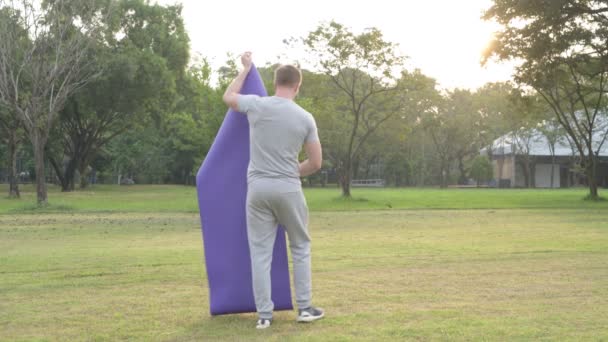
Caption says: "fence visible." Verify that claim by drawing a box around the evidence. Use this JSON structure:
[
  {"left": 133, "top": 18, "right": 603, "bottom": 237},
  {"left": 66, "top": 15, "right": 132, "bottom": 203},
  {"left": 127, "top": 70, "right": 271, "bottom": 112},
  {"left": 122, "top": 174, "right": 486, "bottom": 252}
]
[{"left": 351, "top": 179, "right": 385, "bottom": 187}]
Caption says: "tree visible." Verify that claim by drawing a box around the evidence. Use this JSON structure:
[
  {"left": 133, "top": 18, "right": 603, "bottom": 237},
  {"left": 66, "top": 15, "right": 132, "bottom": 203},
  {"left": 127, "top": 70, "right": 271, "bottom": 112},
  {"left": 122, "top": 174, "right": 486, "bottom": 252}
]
[
  {"left": 48, "top": 0, "right": 189, "bottom": 191},
  {"left": 0, "top": 8, "right": 27, "bottom": 198},
  {"left": 0, "top": 0, "right": 106, "bottom": 204},
  {"left": 475, "top": 83, "right": 549, "bottom": 188},
  {"left": 537, "top": 117, "right": 567, "bottom": 188},
  {"left": 373, "top": 70, "right": 440, "bottom": 186},
  {"left": 96, "top": 58, "right": 228, "bottom": 186},
  {"left": 164, "top": 61, "right": 219, "bottom": 185},
  {"left": 484, "top": 0, "right": 608, "bottom": 199},
  {"left": 449, "top": 89, "right": 486, "bottom": 185},
  {"left": 295, "top": 70, "right": 344, "bottom": 183},
  {"left": 471, "top": 155, "right": 493, "bottom": 187},
  {"left": 295, "top": 21, "right": 407, "bottom": 197},
  {"left": 0, "top": 105, "right": 23, "bottom": 197},
  {"left": 475, "top": 82, "right": 519, "bottom": 181},
  {"left": 508, "top": 93, "right": 547, "bottom": 188},
  {"left": 105, "top": 124, "right": 171, "bottom": 184},
  {"left": 421, "top": 102, "right": 455, "bottom": 188},
  {"left": 421, "top": 89, "right": 484, "bottom": 188}
]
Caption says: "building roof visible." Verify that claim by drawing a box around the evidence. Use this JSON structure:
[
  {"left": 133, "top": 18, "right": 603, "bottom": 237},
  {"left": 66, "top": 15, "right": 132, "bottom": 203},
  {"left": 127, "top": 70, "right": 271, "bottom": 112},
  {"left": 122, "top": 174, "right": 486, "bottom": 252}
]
[{"left": 483, "top": 116, "right": 608, "bottom": 157}]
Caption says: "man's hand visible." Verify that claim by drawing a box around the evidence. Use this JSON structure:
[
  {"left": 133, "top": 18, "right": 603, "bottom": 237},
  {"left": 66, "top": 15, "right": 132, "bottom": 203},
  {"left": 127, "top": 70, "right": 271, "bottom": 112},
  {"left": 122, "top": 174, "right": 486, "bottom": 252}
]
[
  {"left": 223, "top": 52, "right": 254, "bottom": 111},
  {"left": 299, "top": 141, "right": 323, "bottom": 177},
  {"left": 241, "top": 51, "right": 253, "bottom": 70}
]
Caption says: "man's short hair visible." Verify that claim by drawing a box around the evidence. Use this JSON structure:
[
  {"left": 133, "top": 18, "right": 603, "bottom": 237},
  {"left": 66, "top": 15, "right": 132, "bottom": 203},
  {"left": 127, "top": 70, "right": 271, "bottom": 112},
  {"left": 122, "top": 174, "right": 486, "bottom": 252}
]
[{"left": 274, "top": 65, "right": 302, "bottom": 88}]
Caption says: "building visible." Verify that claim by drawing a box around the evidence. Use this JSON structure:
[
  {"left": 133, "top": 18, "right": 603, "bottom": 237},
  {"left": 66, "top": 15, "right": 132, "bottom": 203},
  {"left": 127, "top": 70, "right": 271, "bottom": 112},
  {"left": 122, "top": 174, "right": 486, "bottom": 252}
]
[{"left": 482, "top": 127, "right": 608, "bottom": 188}]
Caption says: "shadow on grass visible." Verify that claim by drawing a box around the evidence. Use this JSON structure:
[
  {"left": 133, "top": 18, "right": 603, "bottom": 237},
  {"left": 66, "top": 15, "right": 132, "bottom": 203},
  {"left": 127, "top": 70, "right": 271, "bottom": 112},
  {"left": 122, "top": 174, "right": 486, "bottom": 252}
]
[
  {"left": 330, "top": 196, "right": 399, "bottom": 209},
  {"left": 10, "top": 203, "right": 75, "bottom": 213},
  {"left": 583, "top": 194, "right": 607, "bottom": 202},
  {"left": 175, "top": 313, "right": 263, "bottom": 341},
  {"left": 332, "top": 196, "right": 369, "bottom": 202}
]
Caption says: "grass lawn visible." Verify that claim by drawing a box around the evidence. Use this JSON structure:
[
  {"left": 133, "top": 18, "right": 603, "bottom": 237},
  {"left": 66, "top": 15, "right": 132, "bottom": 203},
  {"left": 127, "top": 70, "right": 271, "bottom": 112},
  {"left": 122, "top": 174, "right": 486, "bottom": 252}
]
[
  {"left": 1, "top": 185, "right": 607, "bottom": 341},
  {"left": 1, "top": 184, "right": 607, "bottom": 213}
]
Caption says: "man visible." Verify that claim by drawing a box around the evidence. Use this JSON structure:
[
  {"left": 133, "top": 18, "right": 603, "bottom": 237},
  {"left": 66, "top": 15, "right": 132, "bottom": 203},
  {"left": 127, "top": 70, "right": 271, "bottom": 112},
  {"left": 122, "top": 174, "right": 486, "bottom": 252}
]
[{"left": 223, "top": 52, "right": 324, "bottom": 329}]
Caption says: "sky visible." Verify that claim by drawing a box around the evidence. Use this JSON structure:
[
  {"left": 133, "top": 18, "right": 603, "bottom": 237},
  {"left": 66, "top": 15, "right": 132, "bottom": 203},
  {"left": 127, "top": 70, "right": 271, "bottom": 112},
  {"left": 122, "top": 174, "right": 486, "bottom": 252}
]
[{"left": 155, "top": 0, "right": 516, "bottom": 90}]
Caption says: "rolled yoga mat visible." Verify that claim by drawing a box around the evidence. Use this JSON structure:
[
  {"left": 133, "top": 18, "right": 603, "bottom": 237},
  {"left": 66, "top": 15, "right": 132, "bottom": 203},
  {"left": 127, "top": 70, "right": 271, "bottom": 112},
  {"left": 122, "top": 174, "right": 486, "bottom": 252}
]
[{"left": 196, "top": 66, "right": 293, "bottom": 315}]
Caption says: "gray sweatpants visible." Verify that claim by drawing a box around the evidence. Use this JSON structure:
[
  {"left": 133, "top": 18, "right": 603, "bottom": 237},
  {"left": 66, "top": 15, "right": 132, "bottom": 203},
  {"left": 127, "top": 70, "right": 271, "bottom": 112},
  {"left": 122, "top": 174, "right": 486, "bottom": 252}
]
[{"left": 246, "top": 179, "right": 311, "bottom": 319}]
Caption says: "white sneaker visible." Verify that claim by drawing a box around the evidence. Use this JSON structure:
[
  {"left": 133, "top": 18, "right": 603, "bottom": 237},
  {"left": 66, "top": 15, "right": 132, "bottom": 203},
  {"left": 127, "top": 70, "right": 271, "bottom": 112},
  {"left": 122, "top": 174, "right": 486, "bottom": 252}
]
[
  {"left": 256, "top": 318, "right": 272, "bottom": 329},
  {"left": 297, "top": 306, "right": 325, "bottom": 323}
]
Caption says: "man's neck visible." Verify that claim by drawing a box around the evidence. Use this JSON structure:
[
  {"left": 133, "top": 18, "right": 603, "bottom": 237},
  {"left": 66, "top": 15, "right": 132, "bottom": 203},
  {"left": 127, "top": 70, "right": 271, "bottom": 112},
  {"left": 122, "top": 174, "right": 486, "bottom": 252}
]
[{"left": 274, "top": 87, "right": 296, "bottom": 100}]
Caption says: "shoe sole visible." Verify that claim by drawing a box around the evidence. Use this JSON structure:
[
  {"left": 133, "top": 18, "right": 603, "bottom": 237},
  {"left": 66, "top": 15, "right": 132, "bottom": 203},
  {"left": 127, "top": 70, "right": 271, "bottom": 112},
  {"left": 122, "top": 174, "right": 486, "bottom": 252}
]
[{"left": 297, "top": 312, "right": 325, "bottom": 323}]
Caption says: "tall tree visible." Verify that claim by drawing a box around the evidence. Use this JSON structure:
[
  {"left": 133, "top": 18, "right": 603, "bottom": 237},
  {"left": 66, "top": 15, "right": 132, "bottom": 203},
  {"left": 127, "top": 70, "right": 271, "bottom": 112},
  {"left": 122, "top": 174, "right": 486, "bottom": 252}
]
[
  {"left": 164, "top": 60, "right": 225, "bottom": 185},
  {"left": 537, "top": 117, "right": 567, "bottom": 188},
  {"left": 105, "top": 124, "right": 171, "bottom": 185},
  {"left": 509, "top": 93, "right": 547, "bottom": 188},
  {"left": 475, "top": 82, "right": 548, "bottom": 187},
  {"left": 449, "top": 89, "right": 486, "bottom": 185},
  {"left": 296, "top": 21, "right": 407, "bottom": 197},
  {"left": 0, "top": 0, "right": 106, "bottom": 204},
  {"left": 421, "top": 101, "right": 455, "bottom": 188},
  {"left": 422, "top": 89, "right": 484, "bottom": 188},
  {"left": 49, "top": 0, "right": 189, "bottom": 191},
  {"left": 484, "top": 0, "right": 608, "bottom": 199},
  {"left": 0, "top": 8, "right": 27, "bottom": 198},
  {"left": 475, "top": 82, "right": 519, "bottom": 182},
  {"left": 374, "top": 70, "right": 440, "bottom": 186},
  {"left": 0, "top": 105, "right": 23, "bottom": 197}
]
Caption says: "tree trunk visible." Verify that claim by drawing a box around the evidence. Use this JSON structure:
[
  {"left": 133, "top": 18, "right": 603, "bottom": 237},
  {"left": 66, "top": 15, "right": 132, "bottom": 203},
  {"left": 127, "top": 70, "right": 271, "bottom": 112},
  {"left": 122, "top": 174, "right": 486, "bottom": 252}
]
[
  {"left": 419, "top": 142, "right": 426, "bottom": 187},
  {"left": 352, "top": 157, "right": 360, "bottom": 180},
  {"left": 49, "top": 156, "right": 77, "bottom": 192},
  {"left": 587, "top": 155, "right": 599, "bottom": 200},
  {"left": 7, "top": 132, "right": 20, "bottom": 198},
  {"left": 32, "top": 132, "right": 48, "bottom": 205},
  {"left": 50, "top": 157, "right": 67, "bottom": 192},
  {"left": 550, "top": 153, "right": 556, "bottom": 188},
  {"left": 340, "top": 162, "right": 352, "bottom": 197},
  {"left": 65, "top": 160, "right": 77, "bottom": 191},
  {"left": 440, "top": 162, "right": 447, "bottom": 189},
  {"left": 79, "top": 163, "right": 90, "bottom": 189},
  {"left": 457, "top": 157, "right": 467, "bottom": 185}
]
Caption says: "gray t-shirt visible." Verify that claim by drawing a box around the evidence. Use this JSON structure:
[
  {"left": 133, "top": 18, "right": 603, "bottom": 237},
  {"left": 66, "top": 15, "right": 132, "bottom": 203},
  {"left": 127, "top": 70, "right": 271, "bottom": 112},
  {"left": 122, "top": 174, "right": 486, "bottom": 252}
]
[{"left": 237, "top": 95, "right": 319, "bottom": 188}]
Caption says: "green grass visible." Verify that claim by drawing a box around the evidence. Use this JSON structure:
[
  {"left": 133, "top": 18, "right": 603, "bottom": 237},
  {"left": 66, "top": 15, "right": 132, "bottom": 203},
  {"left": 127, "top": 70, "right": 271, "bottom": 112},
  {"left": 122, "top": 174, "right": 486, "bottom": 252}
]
[
  {"left": 1, "top": 185, "right": 607, "bottom": 340},
  {"left": 1, "top": 184, "right": 608, "bottom": 213},
  {"left": 0, "top": 184, "right": 197, "bottom": 214}
]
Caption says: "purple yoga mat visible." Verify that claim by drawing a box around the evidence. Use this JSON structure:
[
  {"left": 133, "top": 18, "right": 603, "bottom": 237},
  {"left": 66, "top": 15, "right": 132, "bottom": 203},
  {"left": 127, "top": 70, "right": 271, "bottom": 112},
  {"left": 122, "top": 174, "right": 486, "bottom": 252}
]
[{"left": 196, "top": 66, "right": 293, "bottom": 315}]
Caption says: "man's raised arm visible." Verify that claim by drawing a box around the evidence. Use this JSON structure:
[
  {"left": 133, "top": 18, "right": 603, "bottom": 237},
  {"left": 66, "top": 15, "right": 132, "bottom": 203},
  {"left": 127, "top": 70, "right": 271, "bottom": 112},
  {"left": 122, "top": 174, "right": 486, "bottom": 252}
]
[{"left": 222, "top": 52, "right": 253, "bottom": 111}]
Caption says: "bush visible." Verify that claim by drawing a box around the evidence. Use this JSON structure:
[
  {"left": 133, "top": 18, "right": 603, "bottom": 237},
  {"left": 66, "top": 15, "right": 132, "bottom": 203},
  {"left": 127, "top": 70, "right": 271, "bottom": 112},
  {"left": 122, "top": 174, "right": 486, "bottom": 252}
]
[{"left": 470, "top": 155, "right": 493, "bottom": 186}]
